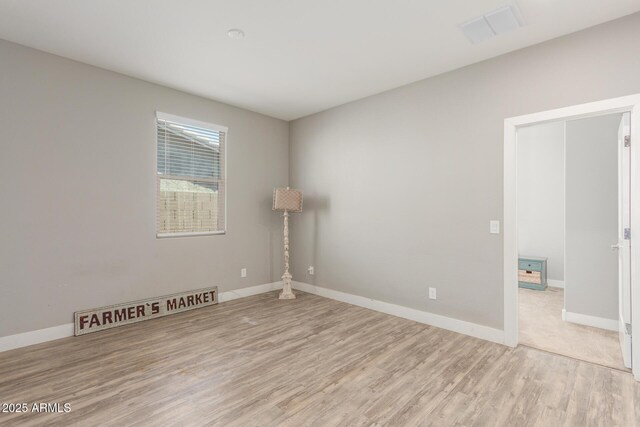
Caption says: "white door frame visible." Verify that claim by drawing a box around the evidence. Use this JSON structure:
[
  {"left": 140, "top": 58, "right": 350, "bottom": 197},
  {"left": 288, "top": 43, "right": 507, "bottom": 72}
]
[{"left": 503, "top": 94, "right": 640, "bottom": 380}]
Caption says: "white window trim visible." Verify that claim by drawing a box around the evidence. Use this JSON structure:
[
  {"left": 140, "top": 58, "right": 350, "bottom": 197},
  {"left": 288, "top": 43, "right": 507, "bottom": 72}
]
[
  {"left": 156, "top": 111, "right": 228, "bottom": 133},
  {"left": 155, "top": 111, "right": 228, "bottom": 238},
  {"left": 157, "top": 231, "right": 226, "bottom": 239}
]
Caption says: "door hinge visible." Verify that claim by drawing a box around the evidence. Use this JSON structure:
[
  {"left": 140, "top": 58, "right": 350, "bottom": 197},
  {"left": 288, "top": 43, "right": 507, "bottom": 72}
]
[
  {"left": 624, "top": 228, "right": 631, "bottom": 240},
  {"left": 624, "top": 135, "right": 631, "bottom": 147},
  {"left": 625, "top": 322, "right": 632, "bottom": 335}
]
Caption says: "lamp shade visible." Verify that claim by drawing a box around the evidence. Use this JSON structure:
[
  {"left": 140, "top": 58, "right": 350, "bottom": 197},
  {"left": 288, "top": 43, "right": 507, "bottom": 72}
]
[{"left": 273, "top": 188, "right": 303, "bottom": 212}]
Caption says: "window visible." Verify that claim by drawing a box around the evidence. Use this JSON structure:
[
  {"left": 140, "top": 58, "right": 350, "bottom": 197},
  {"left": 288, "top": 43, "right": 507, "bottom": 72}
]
[{"left": 156, "top": 112, "right": 226, "bottom": 237}]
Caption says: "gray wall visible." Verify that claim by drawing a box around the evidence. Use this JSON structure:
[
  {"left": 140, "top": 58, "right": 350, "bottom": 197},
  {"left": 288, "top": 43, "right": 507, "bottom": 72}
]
[
  {"left": 0, "top": 39, "right": 289, "bottom": 337},
  {"left": 517, "top": 122, "right": 565, "bottom": 282},
  {"left": 289, "top": 13, "right": 640, "bottom": 329},
  {"left": 565, "top": 114, "right": 620, "bottom": 320}
]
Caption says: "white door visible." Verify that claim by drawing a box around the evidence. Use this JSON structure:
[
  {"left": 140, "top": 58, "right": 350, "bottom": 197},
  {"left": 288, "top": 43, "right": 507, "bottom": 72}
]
[{"left": 617, "top": 112, "right": 632, "bottom": 369}]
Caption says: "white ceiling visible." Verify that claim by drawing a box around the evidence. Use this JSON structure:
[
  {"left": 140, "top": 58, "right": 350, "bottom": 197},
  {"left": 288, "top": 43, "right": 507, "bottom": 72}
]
[{"left": 0, "top": 1, "right": 639, "bottom": 120}]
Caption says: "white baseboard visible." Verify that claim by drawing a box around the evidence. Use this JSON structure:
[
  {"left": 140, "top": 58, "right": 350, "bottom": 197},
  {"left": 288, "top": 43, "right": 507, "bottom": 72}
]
[
  {"left": 0, "top": 281, "right": 284, "bottom": 353},
  {"left": 564, "top": 310, "right": 618, "bottom": 332},
  {"left": 548, "top": 279, "right": 565, "bottom": 289},
  {"left": 292, "top": 281, "right": 504, "bottom": 345},
  {"left": 0, "top": 323, "right": 75, "bottom": 353},
  {"left": 218, "top": 281, "right": 283, "bottom": 302}
]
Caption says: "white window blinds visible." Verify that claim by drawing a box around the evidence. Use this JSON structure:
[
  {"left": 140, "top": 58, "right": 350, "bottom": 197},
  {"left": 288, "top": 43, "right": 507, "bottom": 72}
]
[{"left": 156, "top": 112, "right": 227, "bottom": 237}]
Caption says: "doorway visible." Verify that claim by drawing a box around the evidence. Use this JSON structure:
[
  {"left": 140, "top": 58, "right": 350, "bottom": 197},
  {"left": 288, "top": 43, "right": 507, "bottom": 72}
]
[
  {"left": 503, "top": 94, "right": 640, "bottom": 380},
  {"left": 517, "top": 114, "right": 625, "bottom": 370}
]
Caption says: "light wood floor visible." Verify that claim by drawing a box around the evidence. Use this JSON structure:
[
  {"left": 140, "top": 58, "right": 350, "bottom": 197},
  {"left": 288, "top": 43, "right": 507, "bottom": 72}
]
[
  {"left": 519, "top": 287, "right": 627, "bottom": 371},
  {"left": 1, "top": 291, "right": 639, "bottom": 426}
]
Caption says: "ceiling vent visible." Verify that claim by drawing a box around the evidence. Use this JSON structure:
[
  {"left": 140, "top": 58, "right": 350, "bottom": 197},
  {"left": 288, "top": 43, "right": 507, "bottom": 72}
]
[{"left": 460, "top": 4, "right": 524, "bottom": 44}]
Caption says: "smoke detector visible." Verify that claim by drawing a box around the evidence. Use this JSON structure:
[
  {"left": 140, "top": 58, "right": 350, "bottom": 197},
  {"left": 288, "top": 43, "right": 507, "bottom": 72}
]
[{"left": 227, "top": 29, "right": 245, "bottom": 40}]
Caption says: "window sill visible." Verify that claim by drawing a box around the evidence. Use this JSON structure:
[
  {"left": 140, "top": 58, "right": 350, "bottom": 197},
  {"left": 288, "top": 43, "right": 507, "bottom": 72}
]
[{"left": 156, "top": 231, "right": 226, "bottom": 239}]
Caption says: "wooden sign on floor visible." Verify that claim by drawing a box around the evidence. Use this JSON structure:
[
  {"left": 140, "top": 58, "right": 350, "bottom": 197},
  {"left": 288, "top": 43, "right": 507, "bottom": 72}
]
[{"left": 74, "top": 286, "right": 218, "bottom": 336}]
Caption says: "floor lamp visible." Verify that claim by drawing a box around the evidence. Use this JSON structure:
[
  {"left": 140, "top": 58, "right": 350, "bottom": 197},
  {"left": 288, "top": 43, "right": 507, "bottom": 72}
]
[{"left": 273, "top": 187, "right": 303, "bottom": 300}]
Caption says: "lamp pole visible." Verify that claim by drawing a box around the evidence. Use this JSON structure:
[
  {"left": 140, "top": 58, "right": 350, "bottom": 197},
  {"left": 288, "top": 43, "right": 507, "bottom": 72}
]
[{"left": 280, "top": 210, "right": 295, "bottom": 299}]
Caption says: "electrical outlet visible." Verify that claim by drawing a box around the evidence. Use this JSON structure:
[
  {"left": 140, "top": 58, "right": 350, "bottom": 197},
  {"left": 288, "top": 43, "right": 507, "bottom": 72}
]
[
  {"left": 307, "top": 266, "right": 315, "bottom": 275},
  {"left": 429, "top": 287, "right": 437, "bottom": 300},
  {"left": 241, "top": 268, "right": 247, "bottom": 278}
]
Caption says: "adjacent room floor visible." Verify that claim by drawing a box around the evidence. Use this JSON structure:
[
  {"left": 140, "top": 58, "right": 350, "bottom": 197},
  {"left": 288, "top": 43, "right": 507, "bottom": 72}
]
[
  {"left": 1, "top": 291, "right": 638, "bottom": 426},
  {"left": 519, "top": 286, "right": 627, "bottom": 371}
]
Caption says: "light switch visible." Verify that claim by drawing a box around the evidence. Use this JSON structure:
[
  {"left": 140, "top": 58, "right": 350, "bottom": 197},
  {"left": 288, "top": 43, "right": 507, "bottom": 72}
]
[{"left": 490, "top": 220, "right": 500, "bottom": 234}]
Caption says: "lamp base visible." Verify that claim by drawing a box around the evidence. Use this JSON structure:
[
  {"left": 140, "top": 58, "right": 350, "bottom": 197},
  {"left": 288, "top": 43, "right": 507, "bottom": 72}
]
[{"left": 280, "top": 272, "right": 296, "bottom": 300}]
